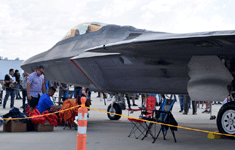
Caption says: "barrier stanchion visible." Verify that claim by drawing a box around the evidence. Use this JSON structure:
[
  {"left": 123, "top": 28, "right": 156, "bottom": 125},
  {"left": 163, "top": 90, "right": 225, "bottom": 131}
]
[{"left": 74, "top": 97, "right": 87, "bottom": 150}]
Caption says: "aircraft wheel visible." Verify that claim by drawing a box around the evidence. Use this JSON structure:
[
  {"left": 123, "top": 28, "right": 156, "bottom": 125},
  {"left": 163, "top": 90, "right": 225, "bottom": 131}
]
[
  {"left": 107, "top": 103, "right": 122, "bottom": 120},
  {"left": 217, "top": 102, "right": 235, "bottom": 137}
]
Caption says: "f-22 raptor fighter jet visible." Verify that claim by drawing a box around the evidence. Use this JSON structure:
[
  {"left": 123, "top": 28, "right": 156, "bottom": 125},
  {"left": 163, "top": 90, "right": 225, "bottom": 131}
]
[{"left": 21, "top": 22, "right": 235, "bottom": 135}]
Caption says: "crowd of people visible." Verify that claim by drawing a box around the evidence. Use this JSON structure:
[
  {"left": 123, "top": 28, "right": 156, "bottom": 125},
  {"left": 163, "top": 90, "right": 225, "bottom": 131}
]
[
  {"left": 0, "top": 69, "right": 22, "bottom": 109},
  {"left": 0, "top": 66, "right": 91, "bottom": 114},
  {"left": 178, "top": 95, "right": 223, "bottom": 115}
]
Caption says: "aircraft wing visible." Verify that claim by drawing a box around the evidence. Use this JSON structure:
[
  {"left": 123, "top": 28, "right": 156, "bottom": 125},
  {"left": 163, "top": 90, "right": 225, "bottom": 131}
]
[{"left": 71, "top": 30, "right": 235, "bottom": 101}]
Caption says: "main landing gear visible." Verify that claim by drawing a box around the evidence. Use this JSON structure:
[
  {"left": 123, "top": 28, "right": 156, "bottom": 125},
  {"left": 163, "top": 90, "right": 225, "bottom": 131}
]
[{"left": 217, "top": 101, "right": 235, "bottom": 136}]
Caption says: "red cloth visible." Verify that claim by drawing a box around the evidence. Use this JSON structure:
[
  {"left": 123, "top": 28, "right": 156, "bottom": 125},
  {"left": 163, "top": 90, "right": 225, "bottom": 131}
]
[
  {"left": 26, "top": 106, "right": 58, "bottom": 126},
  {"left": 29, "top": 109, "right": 47, "bottom": 124},
  {"left": 25, "top": 106, "right": 30, "bottom": 115},
  {"left": 42, "top": 111, "right": 58, "bottom": 127},
  {"left": 59, "top": 99, "right": 78, "bottom": 126}
]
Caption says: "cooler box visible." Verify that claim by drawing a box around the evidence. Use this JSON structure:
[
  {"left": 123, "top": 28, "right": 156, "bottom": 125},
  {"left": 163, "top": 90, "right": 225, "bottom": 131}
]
[
  {"left": 34, "top": 121, "right": 54, "bottom": 132},
  {"left": 3, "top": 120, "right": 27, "bottom": 132}
]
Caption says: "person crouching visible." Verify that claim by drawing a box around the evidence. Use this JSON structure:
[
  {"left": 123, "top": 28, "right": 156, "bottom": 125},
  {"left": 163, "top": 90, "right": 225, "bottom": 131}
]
[{"left": 37, "top": 87, "right": 61, "bottom": 114}]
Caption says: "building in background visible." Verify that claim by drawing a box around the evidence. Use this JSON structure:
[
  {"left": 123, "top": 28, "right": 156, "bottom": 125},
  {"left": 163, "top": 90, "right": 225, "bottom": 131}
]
[{"left": 0, "top": 56, "right": 24, "bottom": 81}]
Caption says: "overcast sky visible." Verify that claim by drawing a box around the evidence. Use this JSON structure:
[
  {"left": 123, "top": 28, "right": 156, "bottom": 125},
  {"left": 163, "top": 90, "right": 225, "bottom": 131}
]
[{"left": 0, "top": 0, "right": 234, "bottom": 60}]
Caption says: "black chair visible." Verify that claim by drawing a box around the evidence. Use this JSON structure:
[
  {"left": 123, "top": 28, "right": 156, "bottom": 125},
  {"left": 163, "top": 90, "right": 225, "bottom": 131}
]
[
  {"left": 140, "top": 95, "right": 177, "bottom": 143},
  {"left": 153, "top": 97, "right": 177, "bottom": 143}
]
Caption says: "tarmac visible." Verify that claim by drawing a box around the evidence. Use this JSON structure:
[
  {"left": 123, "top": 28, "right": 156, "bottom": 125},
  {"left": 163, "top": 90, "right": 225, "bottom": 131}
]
[{"left": 0, "top": 92, "right": 234, "bottom": 150}]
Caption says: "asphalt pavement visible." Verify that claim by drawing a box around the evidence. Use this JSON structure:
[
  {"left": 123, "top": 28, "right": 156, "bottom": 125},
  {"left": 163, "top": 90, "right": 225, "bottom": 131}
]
[{"left": 0, "top": 92, "right": 234, "bottom": 150}]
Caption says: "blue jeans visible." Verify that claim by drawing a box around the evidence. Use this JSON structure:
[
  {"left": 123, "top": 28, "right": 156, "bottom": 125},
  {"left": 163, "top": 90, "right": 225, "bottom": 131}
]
[
  {"left": 3, "top": 90, "right": 15, "bottom": 108},
  {"left": 74, "top": 89, "right": 82, "bottom": 99},
  {"left": 178, "top": 95, "right": 184, "bottom": 110},
  {"left": 14, "top": 84, "right": 20, "bottom": 98},
  {"left": 22, "top": 90, "right": 28, "bottom": 106}
]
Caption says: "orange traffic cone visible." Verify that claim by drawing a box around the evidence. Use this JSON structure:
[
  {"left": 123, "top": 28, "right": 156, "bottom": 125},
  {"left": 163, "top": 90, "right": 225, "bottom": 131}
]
[{"left": 75, "top": 97, "right": 88, "bottom": 150}]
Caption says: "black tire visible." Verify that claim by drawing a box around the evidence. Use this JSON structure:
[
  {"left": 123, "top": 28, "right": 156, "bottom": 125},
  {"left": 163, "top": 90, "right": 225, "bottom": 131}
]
[
  {"left": 107, "top": 103, "right": 122, "bottom": 120},
  {"left": 217, "top": 102, "right": 235, "bottom": 136}
]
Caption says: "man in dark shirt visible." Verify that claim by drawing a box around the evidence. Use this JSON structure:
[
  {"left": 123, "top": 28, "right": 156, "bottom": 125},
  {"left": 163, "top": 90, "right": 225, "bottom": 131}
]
[
  {"left": 14, "top": 70, "right": 21, "bottom": 99},
  {"left": 3, "top": 69, "right": 17, "bottom": 109}
]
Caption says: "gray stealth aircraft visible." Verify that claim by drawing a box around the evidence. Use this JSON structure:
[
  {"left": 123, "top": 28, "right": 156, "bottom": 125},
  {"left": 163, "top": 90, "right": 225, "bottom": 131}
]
[
  {"left": 21, "top": 22, "right": 235, "bottom": 134},
  {"left": 21, "top": 22, "right": 235, "bottom": 102}
]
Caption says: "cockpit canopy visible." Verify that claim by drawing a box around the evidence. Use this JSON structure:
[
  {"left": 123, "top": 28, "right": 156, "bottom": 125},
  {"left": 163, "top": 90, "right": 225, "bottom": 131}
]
[{"left": 61, "top": 22, "right": 107, "bottom": 40}]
